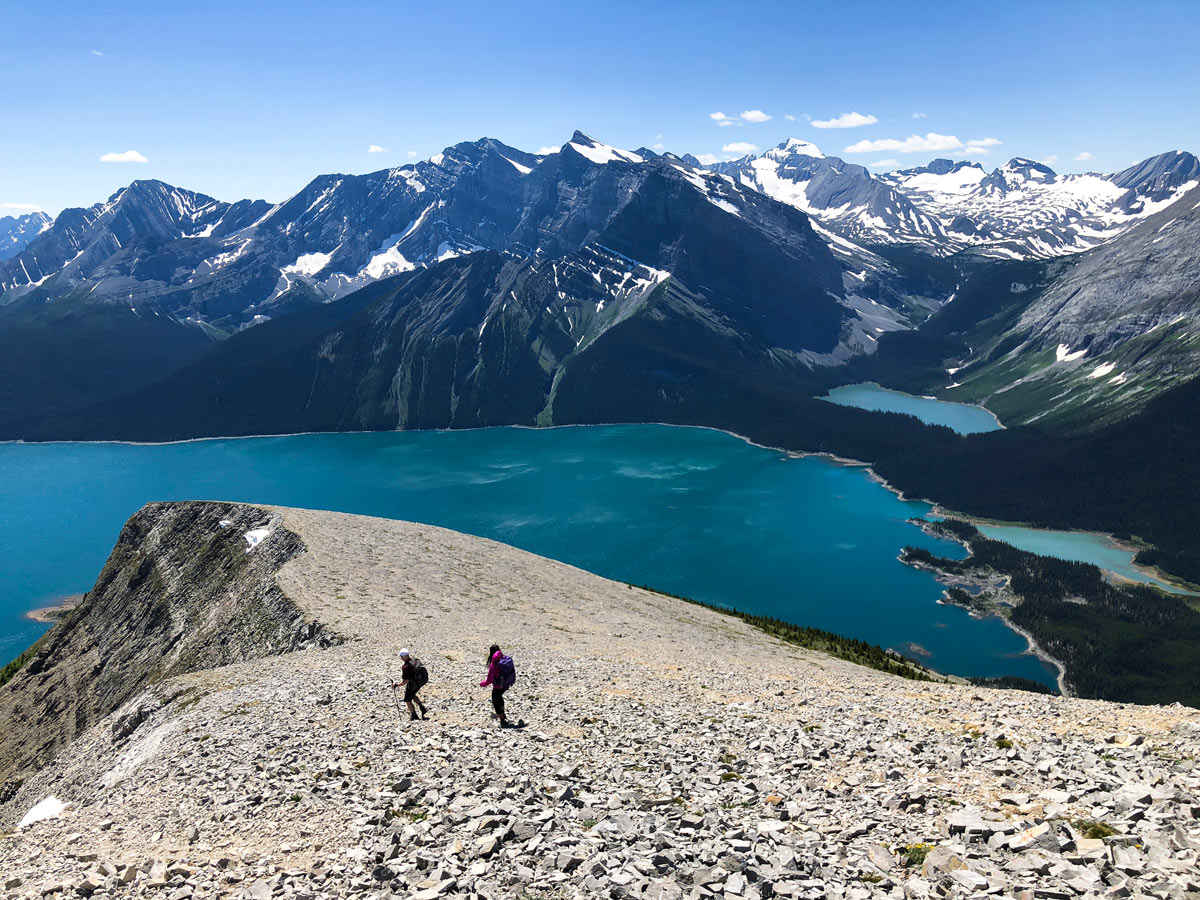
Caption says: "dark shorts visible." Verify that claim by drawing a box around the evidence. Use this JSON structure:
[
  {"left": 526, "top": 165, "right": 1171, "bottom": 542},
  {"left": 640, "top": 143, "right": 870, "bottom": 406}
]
[{"left": 404, "top": 684, "right": 421, "bottom": 703}]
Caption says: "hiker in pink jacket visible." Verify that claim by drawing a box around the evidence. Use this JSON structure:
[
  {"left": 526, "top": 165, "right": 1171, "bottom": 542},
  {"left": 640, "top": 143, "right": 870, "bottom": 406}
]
[{"left": 480, "top": 644, "right": 516, "bottom": 728}]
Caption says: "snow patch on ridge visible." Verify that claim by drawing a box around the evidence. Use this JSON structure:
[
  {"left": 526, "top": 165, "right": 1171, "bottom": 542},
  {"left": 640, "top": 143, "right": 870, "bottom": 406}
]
[
  {"left": 19, "top": 796, "right": 68, "bottom": 829},
  {"left": 244, "top": 528, "right": 270, "bottom": 551},
  {"left": 1056, "top": 344, "right": 1088, "bottom": 362},
  {"left": 282, "top": 252, "right": 333, "bottom": 277},
  {"left": 500, "top": 155, "right": 533, "bottom": 175},
  {"left": 568, "top": 138, "right": 643, "bottom": 166}
]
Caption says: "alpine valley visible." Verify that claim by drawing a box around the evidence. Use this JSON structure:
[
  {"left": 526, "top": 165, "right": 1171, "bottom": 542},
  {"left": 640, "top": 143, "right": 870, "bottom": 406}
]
[{"left": 5, "top": 131, "right": 1200, "bottom": 681}]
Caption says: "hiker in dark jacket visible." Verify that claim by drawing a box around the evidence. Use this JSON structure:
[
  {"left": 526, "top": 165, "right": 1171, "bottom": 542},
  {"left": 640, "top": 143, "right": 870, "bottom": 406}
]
[
  {"left": 393, "top": 648, "right": 427, "bottom": 721},
  {"left": 479, "top": 644, "right": 515, "bottom": 728}
]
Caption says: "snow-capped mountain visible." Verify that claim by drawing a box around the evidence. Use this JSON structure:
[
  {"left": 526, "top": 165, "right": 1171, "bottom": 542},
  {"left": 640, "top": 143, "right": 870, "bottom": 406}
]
[
  {"left": 709, "top": 139, "right": 951, "bottom": 251},
  {"left": 0, "top": 181, "right": 268, "bottom": 301},
  {"left": 0, "top": 132, "right": 934, "bottom": 365},
  {"left": 0, "top": 211, "right": 52, "bottom": 261},
  {"left": 932, "top": 181, "right": 1200, "bottom": 430},
  {"left": 881, "top": 151, "right": 1199, "bottom": 258},
  {"left": 6, "top": 129, "right": 1199, "bottom": 441},
  {"left": 8, "top": 131, "right": 945, "bottom": 438},
  {"left": 706, "top": 140, "right": 1198, "bottom": 261}
]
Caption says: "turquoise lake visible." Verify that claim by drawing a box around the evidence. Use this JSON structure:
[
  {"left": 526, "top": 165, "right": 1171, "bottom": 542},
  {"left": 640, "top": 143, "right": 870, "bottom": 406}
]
[
  {"left": 976, "top": 524, "right": 1192, "bottom": 594},
  {"left": 0, "top": 425, "right": 1058, "bottom": 687},
  {"left": 823, "top": 382, "right": 1003, "bottom": 435},
  {"left": 824, "top": 383, "right": 1189, "bottom": 593}
]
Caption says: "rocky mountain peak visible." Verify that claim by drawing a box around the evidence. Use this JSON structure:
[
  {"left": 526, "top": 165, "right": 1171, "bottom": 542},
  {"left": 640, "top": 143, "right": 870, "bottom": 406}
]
[
  {"left": 0, "top": 210, "right": 52, "bottom": 261},
  {"left": 561, "top": 131, "right": 644, "bottom": 165},
  {"left": 895, "top": 158, "right": 985, "bottom": 178},
  {"left": 768, "top": 138, "right": 826, "bottom": 159},
  {"left": 982, "top": 158, "right": 1058, "bottom": 191},
  {"left": 1110, "top": 149, "right": 1200, "bottom": 203}
]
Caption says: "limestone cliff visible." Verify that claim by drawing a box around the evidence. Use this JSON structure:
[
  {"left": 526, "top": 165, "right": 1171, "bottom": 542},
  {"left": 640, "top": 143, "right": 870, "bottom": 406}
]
[{"left": 0, "top": 501, "right": 338, "bottom": 792}]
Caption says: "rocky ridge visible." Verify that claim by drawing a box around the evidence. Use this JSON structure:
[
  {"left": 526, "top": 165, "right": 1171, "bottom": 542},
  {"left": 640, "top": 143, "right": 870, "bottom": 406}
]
[
  {"left": 1, "top": 502, "right": 1197, "bottom": 900},
  {"left": 925, "top": 184, "right": 1200, "bottom": 429},
  {"left": 0, "top": 212, "right": 52, "bottom": 261}
]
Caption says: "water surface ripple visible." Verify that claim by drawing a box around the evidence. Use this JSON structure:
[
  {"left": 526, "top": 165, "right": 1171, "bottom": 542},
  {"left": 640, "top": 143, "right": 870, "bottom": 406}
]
[{"left": 0, "top": 426, "right": 1056, "bottom": 686}]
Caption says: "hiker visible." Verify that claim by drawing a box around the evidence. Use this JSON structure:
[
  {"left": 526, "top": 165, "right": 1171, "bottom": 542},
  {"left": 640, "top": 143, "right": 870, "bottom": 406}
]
[
  {"left": 480, "top": 644, "right": 517, "bottom": 728},
  {"left": 392, "top": 648, "right": 428, "bottom": 721}
]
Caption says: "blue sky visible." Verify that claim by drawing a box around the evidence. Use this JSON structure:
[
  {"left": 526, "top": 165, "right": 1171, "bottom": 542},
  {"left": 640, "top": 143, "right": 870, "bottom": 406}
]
[{"left": 3, "top": 0, "right": 1199, "bottom": 215}]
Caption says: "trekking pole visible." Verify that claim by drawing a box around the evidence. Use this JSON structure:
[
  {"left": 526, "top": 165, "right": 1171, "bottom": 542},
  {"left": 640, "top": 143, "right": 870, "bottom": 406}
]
[{"left": 389, "top": 682, "right": 403, "bottom": 721}]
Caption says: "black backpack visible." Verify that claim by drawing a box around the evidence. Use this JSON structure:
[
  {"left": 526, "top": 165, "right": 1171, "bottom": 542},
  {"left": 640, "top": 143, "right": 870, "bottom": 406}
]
[{"left": 413, "top": 658, "right": 429, "bottom": 687}]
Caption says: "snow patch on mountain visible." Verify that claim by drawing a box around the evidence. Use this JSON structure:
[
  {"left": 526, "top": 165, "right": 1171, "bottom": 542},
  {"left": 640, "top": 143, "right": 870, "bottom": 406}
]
[
  {"left": 567, "top": 133, "right": 644, "bottom": 165},
  {"left": 282, "top": 252, "right": 333, "bottom": 277},
  {"left": 1056, "top": 344, "right": 1088, "bottom": 363}
]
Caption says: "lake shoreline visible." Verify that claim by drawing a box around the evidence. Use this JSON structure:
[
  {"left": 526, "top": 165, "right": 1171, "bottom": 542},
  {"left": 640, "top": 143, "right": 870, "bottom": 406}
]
[
  {"left": 25, "top": 595, "right": 83, "bottom": 624},
  {"left": 903, "top": 522, "right": 1068, "bottom": 696},
  {"left": 822, "top": 381, "right": 1007, "bottom": 433},
  {"left": 929, "top": 506, "right": 1200, "bottom": 596}
]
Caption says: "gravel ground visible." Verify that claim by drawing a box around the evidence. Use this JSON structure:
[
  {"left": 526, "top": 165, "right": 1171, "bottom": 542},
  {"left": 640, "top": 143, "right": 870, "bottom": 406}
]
[{"left": 1, "top": 506, "right": 1197, "bottom": 900}]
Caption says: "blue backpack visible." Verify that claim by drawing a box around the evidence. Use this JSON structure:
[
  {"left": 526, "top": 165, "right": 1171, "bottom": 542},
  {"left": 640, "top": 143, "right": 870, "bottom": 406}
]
[{"left": 496, "top": 654, "right": 517, "bottom": 689}]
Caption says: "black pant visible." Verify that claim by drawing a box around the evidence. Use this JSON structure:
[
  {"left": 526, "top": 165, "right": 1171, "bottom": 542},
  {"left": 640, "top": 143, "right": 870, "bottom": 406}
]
[{"left": 491, "top": 687, "right": 507, "bottom": 721}]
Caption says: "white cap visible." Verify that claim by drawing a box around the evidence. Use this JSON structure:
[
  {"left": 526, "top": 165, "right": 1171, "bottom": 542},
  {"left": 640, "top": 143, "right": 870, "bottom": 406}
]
[{"left": 400, "top": 648, "right": 410, "bottom": 657}]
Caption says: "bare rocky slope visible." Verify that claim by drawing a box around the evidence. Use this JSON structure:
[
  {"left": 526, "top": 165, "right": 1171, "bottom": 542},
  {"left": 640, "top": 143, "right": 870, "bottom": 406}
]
[{"left": 1, "top": 502, "right": 1197, "bottom": 900}]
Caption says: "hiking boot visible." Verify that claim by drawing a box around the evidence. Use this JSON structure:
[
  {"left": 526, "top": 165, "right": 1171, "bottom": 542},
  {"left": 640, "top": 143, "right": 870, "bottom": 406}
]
[{"left": 410, "top": 712, "right": 420, "bottom": 721}]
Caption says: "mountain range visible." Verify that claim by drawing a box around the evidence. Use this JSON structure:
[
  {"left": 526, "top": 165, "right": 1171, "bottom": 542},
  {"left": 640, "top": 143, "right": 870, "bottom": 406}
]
[{"left": 1, "top": 130, "right": 1198, "bottom": 444}]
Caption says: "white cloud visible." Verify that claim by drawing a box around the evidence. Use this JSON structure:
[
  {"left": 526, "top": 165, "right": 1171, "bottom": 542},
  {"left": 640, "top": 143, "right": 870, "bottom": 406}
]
[
  {"left": 367, "top": 145, "right": 388, "bottom": 154},
  {"left": 709, "top": 111, "right": 735, "bottom": 127},
  {"left": 1041, "top": 155, "right": 1059, "bottom": 165},
  {"left": 695, "top": 153, "right": 720, "bottom": 166},
  {"left": 964, "top": 138, "right": 1001, "bottom": 156},
  {"left": 91, "top": 49, "right": 105, "bottom": 57},
  {"left": 407, "top": 150, "right": 417, "bottom": 158},
  {"left": 99, "top": 150, "right": 148, "bottom": 163},
  {"left": 1, "top": 202, "right": 44, "bottom": 211},
  {"left": 652, "top": 143, "right": 664, "bottom": 151},
  {"left": 811, "top": 111, "right": 878, "bottom": 129},
  {"left": 912, "top": 112, "right": 928, "bottom": 119},
  {"left": 867, "top": 159, "right": 900, "bottom": 168},
  {"left": 1075, "top": 151, "right": 1096, "bottom": 161},
  {"left": 784, "top": 114, "right": 796, "bottom": 122},
  {"left": 536, "top": 146, "right": 561, "bottom": 155},
  {"left": 722, "top": 142, "right": 759, "bottom": 155},
  {"left": 740, "top": 109, "right": 771, "bottom": 123},
  {"left": 844, "top": 132, "right": 964, "bottom": 154}
]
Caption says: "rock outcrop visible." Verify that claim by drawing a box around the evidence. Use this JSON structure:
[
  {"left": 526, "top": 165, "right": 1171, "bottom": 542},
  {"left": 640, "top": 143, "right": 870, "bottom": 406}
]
[
  {"left": 0, "top": 503, "right": 1197, "bottom": 900},
  {"left": 0, "top": 501, "right": 337, "bottom": 791}
]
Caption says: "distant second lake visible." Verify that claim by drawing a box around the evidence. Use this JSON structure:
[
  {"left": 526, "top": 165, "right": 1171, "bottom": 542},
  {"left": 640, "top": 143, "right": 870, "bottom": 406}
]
[
  {"left": 0, "top": 425, "right": 1057, "bottom": 687},
  {"left": 823, "top": 382, "right": 1003, "bottom": 435}
]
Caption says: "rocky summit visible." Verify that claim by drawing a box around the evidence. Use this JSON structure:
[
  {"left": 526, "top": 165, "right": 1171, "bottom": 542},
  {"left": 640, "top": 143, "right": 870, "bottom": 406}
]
[{"left": 1, "top": 502, "right": 1198, "bottom": 900}]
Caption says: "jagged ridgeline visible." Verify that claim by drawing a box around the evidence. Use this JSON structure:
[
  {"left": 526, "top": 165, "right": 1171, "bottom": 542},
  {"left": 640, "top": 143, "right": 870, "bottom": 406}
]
[{"left": 1, "top": 502, "right": 1198, "bottom": 898}]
